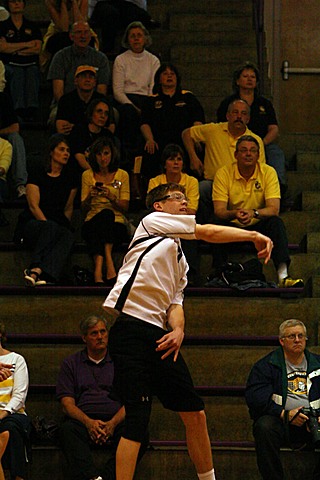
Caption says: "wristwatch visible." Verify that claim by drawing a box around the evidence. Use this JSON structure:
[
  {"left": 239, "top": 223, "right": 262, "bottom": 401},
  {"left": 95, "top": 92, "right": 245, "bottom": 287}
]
[{"left": 253, "top": 209, "right": 260, "bottom": 218}]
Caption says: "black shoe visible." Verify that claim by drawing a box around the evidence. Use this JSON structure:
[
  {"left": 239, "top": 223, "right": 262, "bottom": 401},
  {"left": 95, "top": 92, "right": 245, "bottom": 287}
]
[{"left": 105, "top": 277, "right": 117, "bottom": 287}]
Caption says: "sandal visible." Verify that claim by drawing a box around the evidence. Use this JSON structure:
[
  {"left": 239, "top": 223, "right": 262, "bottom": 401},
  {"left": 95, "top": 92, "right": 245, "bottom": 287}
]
[{"left": 24, "top": 269, "right": 47, "bottom": 287}]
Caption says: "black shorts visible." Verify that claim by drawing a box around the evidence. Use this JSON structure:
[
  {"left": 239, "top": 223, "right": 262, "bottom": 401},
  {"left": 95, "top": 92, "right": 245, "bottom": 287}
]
[{"left": 108, "top": 313, "right": 204, "bottom": 412}]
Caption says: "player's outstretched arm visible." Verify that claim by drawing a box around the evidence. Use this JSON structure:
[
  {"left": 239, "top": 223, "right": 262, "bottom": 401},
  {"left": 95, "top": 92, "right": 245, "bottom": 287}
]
[{"left": 195, "top": 224, "right": 273, "bottom": 264}]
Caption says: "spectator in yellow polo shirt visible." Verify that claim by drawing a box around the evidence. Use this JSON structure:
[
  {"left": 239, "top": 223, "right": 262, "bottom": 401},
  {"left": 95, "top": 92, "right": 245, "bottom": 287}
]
[
  {"left": 212, "top": 135, "right": 303, "bottom": 288},
  {"left": 182, "top": 99, "right": 265, "bottom": 224}
]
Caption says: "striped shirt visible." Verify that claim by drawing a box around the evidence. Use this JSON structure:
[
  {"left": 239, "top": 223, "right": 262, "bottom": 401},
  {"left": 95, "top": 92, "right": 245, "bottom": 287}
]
[
  {"left": 103, "top": 212, "right": 196, "bottom": 329},
  {"left": 0, "top": 352, "right": 28, "bottom": 414}
]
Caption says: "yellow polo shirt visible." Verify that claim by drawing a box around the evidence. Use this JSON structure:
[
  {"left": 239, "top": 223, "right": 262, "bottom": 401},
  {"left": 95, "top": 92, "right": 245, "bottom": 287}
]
[
  {"left": 189, "top": 122, "right": 266, "bottom": 181},
  {"left": 81, "top": 168, "right": 130, "bottom": 224},
  {"left": 212, "top": 161, "right": 280, "bottom": 227}
]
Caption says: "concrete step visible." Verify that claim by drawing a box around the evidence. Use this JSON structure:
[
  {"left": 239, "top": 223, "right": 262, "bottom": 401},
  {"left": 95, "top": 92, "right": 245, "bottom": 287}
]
[
  {"left": 175, "top": 62, "right": 248, "bottom": 81},
  {"left": 28, "top": 439, "right": 318, "bottom": 480},
  {"left": 170, "top": 13, "right": 254, "bottom": 32},
  {"left": 14, "top": 343, "right": 275, "bottom": 386},
  {"left": 286, "top": 171, "right": 320, "bottom": 197},
  {"left": 26, "top": 391, "right": 253, "bottom": 442},
  {"left": 311, "top": 275, "right": 320, "bottom": 298},
  {"left": 0, "top": 240, "right": 307, "bottom": 286},
  {"left": 302, "top": 191, "right": 320, "bottom": 211},
  {"left": 306, "top": 232, "right": 320, "bottom": 253},
  {"left": 28, "top": 443, "right": 262, "bottom": 480},
  {"left": 296, "top": 151, "right": 320, "bottom": 172},
  {"left": 150, "top": 0, "right": 253, "bottom": 16},
  {"left": 281, "top": 211, "right": 320, "bottom": 243},
  {"left": 19, "top": 343, "right": 320, "bottom": 395},
  {"left": 151, "top": 29, "right": 256, "bottom": 62},
  {"left": 279, "top": 134, "right": 320, "bottom": 164},
  {"left": 170, "top": 45, "right": 257, "bottom": 64},
  {"left": 1, "top": 294, "right": 319, "bottom": 338}
]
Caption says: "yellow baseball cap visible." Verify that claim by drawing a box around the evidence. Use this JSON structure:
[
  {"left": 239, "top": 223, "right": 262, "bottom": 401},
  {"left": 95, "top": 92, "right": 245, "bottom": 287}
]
[{"left": 74, "top": 65, "right": 97, "bottom": 77}]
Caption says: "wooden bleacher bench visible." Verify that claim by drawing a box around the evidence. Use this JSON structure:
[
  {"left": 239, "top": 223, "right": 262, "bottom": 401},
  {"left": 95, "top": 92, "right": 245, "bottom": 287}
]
[
  {"left": 7, "top": 333, "right": 280, "bottom": 346},
  {"left": 0, "top": 284, "right": 305, "bottom": 297}
]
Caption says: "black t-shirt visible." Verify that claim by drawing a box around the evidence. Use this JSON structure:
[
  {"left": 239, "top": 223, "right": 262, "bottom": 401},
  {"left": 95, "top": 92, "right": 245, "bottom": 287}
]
[
  {"left": 68, "top": 123, "right": 116, "bottom": 175},
  {"left": 216, "top": 93, "right": 278, "bottom": 139},
  {"left": 56, "top": 90, "right": 114, "bottom": 128},
  {"left": 141, "top": 89, "right": 205, "bottom": 151},
  {"left": 26, "top": 167, "right": 77, "bottom": 227},
  {"left": 0, "top": 16, "right": 42, "bottom": 66}
]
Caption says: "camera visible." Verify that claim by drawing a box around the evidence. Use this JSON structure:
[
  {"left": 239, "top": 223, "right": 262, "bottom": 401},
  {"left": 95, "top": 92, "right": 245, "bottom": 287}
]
[{"left": 301, "top": 407, "right": 320, "bottom": 446}]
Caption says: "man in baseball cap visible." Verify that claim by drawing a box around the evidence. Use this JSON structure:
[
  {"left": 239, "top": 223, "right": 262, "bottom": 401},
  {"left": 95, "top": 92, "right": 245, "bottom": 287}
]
[
  {"left": 74, "top": 65, "right": 98, "bottom": 78},
  {"left": 56, "top": 64, "right": 114, "bottom": 135}
]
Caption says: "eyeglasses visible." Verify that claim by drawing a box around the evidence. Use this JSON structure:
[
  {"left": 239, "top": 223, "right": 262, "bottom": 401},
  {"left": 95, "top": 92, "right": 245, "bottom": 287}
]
[
  {"left": 156, "top": 193, "right": 188, "bottom": 203},
  {"left": 237, "top": 148, "right": 259, "bottom": 154},
  {"left": 282, "top": 333, "right": 308, "bottom": 341}
]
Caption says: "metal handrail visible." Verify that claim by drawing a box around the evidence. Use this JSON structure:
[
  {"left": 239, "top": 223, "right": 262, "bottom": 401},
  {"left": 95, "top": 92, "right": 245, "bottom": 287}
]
[{"left": 282, "top": 60, "right": 320, "bottom": 80}]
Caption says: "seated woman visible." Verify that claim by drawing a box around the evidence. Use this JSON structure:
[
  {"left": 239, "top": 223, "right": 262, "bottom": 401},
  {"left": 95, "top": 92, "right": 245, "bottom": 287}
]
[
  {"left": 147, "top": 143, "right": 200, "bottom": 285},
  {"left": 0, "top": 321, "right": 31, "bottom": 480},
  {"left": 69, "top": 97, "right": 118, "bottom": 184},
  {"left": 112, "top": 21, "right": 160, "bottom": 165},
  {"left": 23, "top": 134, "right": 77, "bottom": 286},
  {"left": 81, "top": 136, "right": 130, "bottom": 286},
  {"left": 141, "top": 62, "right": 205, "bottom": 179}
]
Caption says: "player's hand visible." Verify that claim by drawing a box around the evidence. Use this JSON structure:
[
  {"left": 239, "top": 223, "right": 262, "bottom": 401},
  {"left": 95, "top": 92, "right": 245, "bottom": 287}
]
[
  {"left": 155, "top": 327, "right": 184, "bottom": 362},
  {"left": 253, "top": 232, "right": 273, "bottom": 264}
]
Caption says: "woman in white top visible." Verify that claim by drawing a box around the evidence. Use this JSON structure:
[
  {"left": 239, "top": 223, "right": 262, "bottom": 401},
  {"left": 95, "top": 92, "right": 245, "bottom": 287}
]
[
  {"left": 0, "top": 322, "right": 30, "bottom": 480},
  {"left": 112, "top": 21, "right": 160, "bottom": 163}
]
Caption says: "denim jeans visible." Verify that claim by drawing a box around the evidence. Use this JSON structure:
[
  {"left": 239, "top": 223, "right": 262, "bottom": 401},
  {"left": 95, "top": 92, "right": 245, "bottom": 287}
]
[
  {"left": 4, "top": 132, "right": 27, "bottom": 188},
  {"left": 5, "top": 64, "right": 40, "bottom": 110}
]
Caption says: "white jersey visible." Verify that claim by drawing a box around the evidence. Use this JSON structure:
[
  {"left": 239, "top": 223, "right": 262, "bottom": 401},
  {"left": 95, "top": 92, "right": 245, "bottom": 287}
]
[{"left": 103, "top": 212, "right": 196, "bottom": 329}]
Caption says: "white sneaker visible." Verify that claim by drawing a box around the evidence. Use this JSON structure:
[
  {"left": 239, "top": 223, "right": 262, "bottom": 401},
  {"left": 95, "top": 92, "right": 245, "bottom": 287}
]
[{"left": 17, "top": 185, "right": 26, "bottom": 198}]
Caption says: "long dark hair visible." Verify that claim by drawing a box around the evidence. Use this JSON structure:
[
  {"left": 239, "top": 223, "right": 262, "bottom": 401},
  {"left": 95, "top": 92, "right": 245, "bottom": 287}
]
[
  {"left": 45, "top": 134, "right": 70, "bottom": 172},
  {"left": 88, "top": 137, "right": 119, "bottom": 173},
  {"left": 86, "top": 98, "right": 111, "bottom": 125}
]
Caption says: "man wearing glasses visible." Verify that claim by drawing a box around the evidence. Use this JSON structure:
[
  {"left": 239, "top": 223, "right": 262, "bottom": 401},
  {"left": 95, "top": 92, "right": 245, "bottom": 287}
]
[
  {"left": 212, "top": 135, "right": 303, "bottom": 288},
  {"left": 246, "top": 319, "right": 320, "bottom": 480},
  {"left": 182, "top": 99, "right": 265, "bottom": 223},
  {"left": 103, "top": 182, "right": 273, "bottom": 480}
]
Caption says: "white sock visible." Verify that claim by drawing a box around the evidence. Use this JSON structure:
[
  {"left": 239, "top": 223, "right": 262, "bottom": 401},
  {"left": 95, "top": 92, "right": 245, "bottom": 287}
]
[
  {"left": 277, "top": 262, "right": 288, "bottom": 281},
  {"left": 197, "top": 468, "right": 216, "bottom": 480}
]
